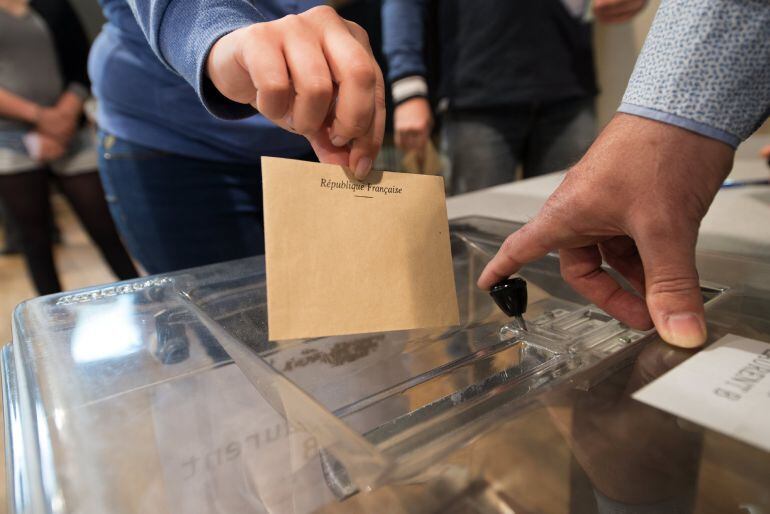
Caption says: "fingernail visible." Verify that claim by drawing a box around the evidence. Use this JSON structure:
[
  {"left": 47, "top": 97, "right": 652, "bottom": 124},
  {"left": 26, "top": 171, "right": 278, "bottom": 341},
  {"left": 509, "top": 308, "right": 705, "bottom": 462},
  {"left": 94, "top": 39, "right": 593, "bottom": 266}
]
[
  {"left": 330, "top": 135, "right": 348, "bottom": 147},
  {"left": 662, "top": 313, "right": 707, "bottom": 348},
  {"left": 354, "top": 157, "right": 372, "bottom": 179}
]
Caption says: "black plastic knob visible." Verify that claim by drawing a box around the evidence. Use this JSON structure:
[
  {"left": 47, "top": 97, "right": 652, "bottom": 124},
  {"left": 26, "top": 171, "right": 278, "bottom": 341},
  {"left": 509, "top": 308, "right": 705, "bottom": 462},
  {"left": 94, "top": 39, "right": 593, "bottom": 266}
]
[{"left": 490, "top": 277, "right": 528, "bottom": 318}]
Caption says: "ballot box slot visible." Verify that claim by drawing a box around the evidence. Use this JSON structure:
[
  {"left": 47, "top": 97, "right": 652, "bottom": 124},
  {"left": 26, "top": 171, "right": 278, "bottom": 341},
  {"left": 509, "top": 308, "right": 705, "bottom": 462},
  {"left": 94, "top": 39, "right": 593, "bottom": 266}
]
[
  {"left": 347, "top": 340, "right": 562, "bottom": 441},
  {"left": 361, "top": 353, "right": 577, "bottom": 468},
  {"left": 333, "top": 337, "right": 560, "bottom": 427}
]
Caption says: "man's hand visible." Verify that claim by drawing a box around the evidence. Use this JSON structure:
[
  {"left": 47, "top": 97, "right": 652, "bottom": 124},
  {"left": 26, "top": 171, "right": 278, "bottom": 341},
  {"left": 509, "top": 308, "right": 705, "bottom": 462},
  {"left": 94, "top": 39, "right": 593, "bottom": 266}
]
[
  {"left": 478, "top": 114, "right": 734, "bottom": 348},
  {"left": 594, "top": 0, "right": 646, "bottom": 24},
  {"left": 207, "top": 6, "right": 385, "bottom": 179},
  {"left": 760, "top": 144, "right": 770, "bottom": 161},
  {"left": 394, "top": 97, "right": 433, "bottom": 162}
]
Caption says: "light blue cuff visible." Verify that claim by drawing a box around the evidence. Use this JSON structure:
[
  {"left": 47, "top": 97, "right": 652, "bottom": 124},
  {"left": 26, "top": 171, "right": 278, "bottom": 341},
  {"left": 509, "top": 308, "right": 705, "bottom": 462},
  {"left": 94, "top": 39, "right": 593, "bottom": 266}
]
[{"left": 618, "top": 103, "right": 740, "bottom": 149}]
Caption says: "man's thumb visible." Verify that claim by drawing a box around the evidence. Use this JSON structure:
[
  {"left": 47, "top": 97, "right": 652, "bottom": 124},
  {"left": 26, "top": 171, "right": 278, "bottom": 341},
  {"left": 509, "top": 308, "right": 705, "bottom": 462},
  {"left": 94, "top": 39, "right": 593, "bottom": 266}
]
[{"left": 638, "top": 231, "right": 706, "bottom": 348}]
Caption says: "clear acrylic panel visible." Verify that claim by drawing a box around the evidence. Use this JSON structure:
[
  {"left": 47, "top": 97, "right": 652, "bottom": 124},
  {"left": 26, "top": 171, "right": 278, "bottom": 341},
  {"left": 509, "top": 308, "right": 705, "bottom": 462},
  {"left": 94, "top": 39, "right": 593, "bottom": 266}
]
[{"left": 4, "top": 216, "right": 768, "bottom": 514}]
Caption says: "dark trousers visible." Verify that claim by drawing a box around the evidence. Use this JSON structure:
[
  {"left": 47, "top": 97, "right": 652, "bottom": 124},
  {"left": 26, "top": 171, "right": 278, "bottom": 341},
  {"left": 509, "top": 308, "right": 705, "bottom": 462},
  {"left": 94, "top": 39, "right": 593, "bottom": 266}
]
[
  {"left": 441, "top": 96, "right": 597, "bottom": 195},
  {"left": 0, "top": 168, "right": 137, "bottom": 295},
  {"left": 97, "top": 131, "right": 311, "bottom": 275}
]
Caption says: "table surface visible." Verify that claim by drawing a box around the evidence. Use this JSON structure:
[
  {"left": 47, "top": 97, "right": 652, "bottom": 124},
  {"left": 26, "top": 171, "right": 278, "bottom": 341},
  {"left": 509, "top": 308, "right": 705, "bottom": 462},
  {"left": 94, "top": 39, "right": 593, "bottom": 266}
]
[{"left": 447, "top": 157, "right": 770, "bottom": 260}]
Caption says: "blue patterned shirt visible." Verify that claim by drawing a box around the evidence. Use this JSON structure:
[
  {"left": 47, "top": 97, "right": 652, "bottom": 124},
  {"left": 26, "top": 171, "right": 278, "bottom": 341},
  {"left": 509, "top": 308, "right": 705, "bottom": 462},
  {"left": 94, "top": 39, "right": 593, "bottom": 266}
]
[{"left": 619, "top": 0, "right": 770, "bottom": 148}]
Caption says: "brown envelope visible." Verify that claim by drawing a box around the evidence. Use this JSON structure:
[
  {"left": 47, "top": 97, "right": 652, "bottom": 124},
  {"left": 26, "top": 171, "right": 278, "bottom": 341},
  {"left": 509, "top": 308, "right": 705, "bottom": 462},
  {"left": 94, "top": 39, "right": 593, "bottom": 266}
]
[{"left": 262, "top": 157, "right": 460, "bottom": 340}]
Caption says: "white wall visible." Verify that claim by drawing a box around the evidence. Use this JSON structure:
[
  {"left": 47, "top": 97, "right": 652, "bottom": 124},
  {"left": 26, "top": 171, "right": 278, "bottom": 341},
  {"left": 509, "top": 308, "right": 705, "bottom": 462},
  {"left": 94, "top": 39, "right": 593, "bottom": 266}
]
[{"left": 593, "top": 0, "right": 660, "bottom": 129}]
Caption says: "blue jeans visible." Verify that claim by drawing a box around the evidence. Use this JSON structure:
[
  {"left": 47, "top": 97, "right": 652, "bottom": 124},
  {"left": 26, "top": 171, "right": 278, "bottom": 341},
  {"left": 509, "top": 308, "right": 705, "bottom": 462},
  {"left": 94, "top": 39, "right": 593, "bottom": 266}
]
[
  {"left": 441, "top": 96, "right": 597, "bottom": 195},
  {"left": 98, "top": 132, "right": 310, "bottom": 274}
]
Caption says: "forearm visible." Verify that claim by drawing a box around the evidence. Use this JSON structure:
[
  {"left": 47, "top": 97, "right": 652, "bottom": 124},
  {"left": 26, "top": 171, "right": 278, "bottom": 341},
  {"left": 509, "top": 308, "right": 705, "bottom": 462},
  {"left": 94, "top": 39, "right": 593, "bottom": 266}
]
[
  {"left": 0, "top": 88, "right": 40, "bottom": 124},
  {"left": 619, "top": 0, "right": 770, "bottom": 148},
  {"left": 126, "top": 0, "right": 268, "bottom": 117},
  {"left": 382, "top": 0, "right": 429, "bottom": 105}
]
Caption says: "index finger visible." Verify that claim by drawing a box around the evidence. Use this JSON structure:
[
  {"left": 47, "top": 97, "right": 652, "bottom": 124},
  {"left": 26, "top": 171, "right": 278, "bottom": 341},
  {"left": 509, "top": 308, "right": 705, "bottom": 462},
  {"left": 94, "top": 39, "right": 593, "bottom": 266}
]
[
  {"left": 477, "top": 218, "right": 564, "bottom": 290},
  {"left": 322, "top": 21, "right": 377, "bottom": 146}
]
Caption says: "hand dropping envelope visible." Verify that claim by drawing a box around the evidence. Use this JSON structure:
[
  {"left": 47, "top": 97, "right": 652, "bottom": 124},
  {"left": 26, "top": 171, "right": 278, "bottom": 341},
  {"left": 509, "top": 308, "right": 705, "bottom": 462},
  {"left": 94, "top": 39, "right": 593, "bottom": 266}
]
[{"left": 262, "top": 157, "right": 460, "bottom": 340}]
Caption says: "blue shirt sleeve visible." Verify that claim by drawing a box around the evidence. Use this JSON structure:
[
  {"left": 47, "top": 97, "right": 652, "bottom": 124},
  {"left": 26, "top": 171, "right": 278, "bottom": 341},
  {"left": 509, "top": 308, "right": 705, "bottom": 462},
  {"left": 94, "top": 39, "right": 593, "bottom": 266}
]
[
  {"left": 381, "top": 0, "right": 427, "bottom": 83},
  {"left": 125, "top": 0, "right": 269, "bottom": 119},
  {"left": 619, "top": 0, "right": 770, "bottom": 148}
]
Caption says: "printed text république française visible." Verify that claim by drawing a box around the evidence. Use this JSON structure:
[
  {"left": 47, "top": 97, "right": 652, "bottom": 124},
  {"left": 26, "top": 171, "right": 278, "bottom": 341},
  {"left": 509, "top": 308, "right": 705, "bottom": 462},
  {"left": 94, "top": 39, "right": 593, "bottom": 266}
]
[{"left": 319, "top": 178, "right": 403, "bottom": 196}]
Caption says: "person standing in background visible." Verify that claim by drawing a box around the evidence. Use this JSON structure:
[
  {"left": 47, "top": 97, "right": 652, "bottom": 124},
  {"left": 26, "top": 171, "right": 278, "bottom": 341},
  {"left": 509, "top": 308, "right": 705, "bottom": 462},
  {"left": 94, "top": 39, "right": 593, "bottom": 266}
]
[
  {"left": 90, "top": 1, "right": 383, "bottom": 274},
  {"left": 0, "top": 0, "right": 138, "bottom": 295},
  {"left": 382, "top": 0, "right": 646, "bottom": 195}
]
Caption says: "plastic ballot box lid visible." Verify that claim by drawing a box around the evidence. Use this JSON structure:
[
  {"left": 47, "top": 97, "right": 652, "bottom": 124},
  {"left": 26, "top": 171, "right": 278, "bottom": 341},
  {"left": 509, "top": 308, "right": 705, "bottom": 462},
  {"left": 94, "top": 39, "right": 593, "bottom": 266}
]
[{"left": 3, "top": 217, "right": 770, "bottom": 514}]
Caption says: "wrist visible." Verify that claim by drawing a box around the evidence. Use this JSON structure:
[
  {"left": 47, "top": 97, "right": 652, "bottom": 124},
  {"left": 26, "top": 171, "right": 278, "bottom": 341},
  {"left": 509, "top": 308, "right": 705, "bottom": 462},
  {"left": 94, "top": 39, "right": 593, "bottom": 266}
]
[
  {"left": 391, "top": 75, "right": 428, "bottom": 107},
  {"left": 609, "top": 113, "right": 734, "bottom": 202},
  {"left": 23, "top": 102, "right": 43, "bottom": 124},
  {"left": 617, "top": 103, "right": 741, "bottom": 149}
]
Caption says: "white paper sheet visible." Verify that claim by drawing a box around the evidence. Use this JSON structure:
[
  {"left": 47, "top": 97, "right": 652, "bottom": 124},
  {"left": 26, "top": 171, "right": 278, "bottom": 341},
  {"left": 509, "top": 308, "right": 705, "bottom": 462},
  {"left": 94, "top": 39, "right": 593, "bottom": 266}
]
[{"left": 633, "top": 334, "right": 770, "bottom": 452}]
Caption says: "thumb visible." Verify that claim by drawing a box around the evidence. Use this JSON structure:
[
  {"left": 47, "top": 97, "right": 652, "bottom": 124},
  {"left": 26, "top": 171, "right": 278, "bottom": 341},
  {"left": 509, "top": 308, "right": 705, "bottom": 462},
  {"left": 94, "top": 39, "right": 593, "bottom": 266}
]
[{"left": 636, "top": 225, "right": 706, "bottom": 348}]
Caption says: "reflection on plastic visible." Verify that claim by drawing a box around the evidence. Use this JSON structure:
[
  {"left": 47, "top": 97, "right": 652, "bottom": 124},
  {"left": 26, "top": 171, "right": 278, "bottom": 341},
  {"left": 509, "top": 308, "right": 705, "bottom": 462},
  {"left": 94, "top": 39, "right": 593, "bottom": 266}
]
[
  {"left": 71, "top": 296, "right": 141, "bottom": 363},
  {"left": 6, "top": 217, "right": 765, "bottom": 514}
]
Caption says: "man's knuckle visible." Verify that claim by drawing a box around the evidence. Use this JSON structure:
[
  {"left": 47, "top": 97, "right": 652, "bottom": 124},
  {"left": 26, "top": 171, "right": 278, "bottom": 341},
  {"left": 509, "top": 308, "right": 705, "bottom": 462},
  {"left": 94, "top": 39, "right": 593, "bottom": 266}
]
[
  {"left": 275, "top": 13, "right": 302, "bottom": 33},
  {"left": 636, "top": 214, "right": 695, "bottom": 244},
  {"left": 260, "top": 77, "right": 289, "bottom": 96},
  {"left": 245, "top": 22, "right": 267, "bottom": 39},
  {"left": 313, "top": 5, "right": 336, "bottom": 15},
  {"left": 348, "top": 60, "right": 376, "bottom": 88},
  {"left": 347, "top": 22, "right": 370, "bottom": 44},
  {"left": 303, "top": 77, "right": 332, "bottom": 100},
  {"left": 341, "top": 114, "right": 370, "bottom": 135},
  {"left": 499, "top": 236, "right": 520, "bottom": 260},
  {"left": 647, "top": 275, "right": 700, "bottom": 297}
]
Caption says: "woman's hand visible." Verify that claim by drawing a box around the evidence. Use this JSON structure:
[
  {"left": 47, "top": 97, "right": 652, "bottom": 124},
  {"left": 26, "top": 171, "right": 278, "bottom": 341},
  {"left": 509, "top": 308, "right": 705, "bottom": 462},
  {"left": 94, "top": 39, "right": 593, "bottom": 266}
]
[
  {"left": 23, "top": 132, "right": 67, "bottom": 162},
  {"left": 34, "top": 106, "right": 78, "bottom": 144},
  {"left": 207, "top": 6, "right": 385, "bottom": 179},
  {"left": 55, "top": 90, "right": 85, "bottom": 120}
]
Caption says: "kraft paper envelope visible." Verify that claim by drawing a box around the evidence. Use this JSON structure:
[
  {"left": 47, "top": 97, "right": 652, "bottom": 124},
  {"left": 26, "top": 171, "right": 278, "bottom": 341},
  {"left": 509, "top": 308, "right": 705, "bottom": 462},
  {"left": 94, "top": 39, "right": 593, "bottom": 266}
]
[{"left": 262, "top": 157, "right": 460, "bottom": 340}]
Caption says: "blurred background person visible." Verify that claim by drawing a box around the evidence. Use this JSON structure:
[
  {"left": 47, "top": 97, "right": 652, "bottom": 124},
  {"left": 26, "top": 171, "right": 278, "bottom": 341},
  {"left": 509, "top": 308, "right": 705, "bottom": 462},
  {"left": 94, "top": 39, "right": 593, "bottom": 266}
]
[
  {"left": 0, "top": 0, "right": 138, "bottom": 295},
  {"left": 382, "top": 0, "right": 646, "bottom": 195},
  {"left": 0, "top": 200, "right": 22, "bottom": 254}
]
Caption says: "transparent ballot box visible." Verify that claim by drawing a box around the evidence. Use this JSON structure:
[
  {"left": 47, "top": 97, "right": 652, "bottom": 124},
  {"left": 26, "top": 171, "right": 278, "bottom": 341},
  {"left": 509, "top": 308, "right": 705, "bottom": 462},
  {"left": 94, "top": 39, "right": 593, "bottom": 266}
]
[{"left": 3, "top": 217, "right": 770, "bottom": 513}]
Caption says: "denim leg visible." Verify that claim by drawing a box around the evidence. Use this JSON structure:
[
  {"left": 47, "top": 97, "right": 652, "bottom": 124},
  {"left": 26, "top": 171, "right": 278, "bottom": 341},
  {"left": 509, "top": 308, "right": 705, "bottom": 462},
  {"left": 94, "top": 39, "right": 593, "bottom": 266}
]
[
  {"left": 97, "top": 132, "right": 268, "bottom": 274},
  {"left": 441, "top": 109, "right": 523, "bottom": 196},
  {"left": 523, "top": 96, "right": 597, "bottom": 178}
]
